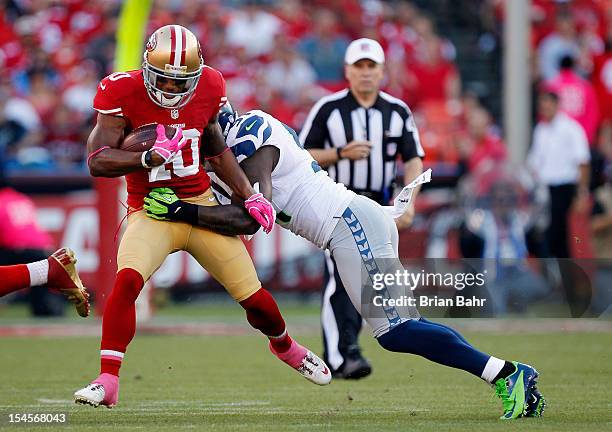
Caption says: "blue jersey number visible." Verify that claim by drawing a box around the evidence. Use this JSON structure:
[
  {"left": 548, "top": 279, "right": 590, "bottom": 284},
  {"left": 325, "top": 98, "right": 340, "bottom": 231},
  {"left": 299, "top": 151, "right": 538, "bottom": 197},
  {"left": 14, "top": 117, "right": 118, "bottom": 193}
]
[
  {"left": 231, "top": 140, "right": 257, "bottom": 159},
  {"left": 230, "top": 114, "right": 272, "bottom": 159}
]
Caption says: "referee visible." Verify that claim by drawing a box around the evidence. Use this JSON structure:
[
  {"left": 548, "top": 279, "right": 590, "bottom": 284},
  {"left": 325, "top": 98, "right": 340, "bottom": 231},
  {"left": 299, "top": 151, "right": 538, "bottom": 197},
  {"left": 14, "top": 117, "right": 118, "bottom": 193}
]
[{"left": 300, "top": 38, "right": 425, "bottom": 379}]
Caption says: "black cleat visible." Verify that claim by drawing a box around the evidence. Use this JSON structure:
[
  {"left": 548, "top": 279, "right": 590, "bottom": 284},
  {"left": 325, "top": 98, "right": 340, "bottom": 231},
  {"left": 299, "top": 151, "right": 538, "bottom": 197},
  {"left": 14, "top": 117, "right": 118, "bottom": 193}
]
[{"left": 333, "top": 356, "right": 372, "bottom": 380}]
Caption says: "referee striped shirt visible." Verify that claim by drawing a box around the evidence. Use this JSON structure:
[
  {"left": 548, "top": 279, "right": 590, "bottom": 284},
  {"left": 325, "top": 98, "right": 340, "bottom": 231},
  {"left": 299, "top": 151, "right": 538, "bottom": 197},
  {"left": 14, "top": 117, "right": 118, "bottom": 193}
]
[{"left": 299, "top": 89, "right": 425, "bottom": 204}]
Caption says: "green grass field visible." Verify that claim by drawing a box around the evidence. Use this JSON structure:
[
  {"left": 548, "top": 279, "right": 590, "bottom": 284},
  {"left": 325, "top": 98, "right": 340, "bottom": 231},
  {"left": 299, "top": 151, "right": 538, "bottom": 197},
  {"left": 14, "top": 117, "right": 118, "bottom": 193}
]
[{"left": 0, "top": 304, "right": 611, "bottom": 431}]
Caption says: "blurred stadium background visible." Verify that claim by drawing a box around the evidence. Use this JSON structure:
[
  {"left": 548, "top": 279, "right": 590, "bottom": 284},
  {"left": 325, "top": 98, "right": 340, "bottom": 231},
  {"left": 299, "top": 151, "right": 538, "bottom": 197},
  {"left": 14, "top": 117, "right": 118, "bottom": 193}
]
[{"left": 0, "top": 1, "right": 611, "bottom": 429}]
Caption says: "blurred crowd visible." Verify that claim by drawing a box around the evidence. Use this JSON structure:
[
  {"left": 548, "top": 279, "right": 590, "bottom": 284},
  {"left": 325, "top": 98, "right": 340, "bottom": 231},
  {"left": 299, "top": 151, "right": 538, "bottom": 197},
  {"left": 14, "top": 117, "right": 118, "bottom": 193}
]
[
  {"left": 0, "top": 0, "right": 610, "bottom": 186},
  {"left": 0, "top": 0, "right": 606, "bottom": 174},
  {"left": 0, "top": 0, "right": 464, "bottom": 172}
]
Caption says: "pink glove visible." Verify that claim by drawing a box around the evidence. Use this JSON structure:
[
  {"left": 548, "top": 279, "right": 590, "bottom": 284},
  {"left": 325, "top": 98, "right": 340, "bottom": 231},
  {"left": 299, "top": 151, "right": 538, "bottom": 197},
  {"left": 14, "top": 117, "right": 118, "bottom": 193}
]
[
  {"left": 152, "top": 124, "right": 187, "bottom": 163},
  {"left": 244, "top": 193, "right": 276, "bottom": 234}
]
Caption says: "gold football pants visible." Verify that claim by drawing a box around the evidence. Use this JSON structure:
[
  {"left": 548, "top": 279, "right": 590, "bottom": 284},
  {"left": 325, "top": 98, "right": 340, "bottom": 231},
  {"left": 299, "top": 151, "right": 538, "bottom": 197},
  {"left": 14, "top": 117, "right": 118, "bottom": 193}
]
[{"left": 117, "top": 188, "right": 260, "bottom": 301}]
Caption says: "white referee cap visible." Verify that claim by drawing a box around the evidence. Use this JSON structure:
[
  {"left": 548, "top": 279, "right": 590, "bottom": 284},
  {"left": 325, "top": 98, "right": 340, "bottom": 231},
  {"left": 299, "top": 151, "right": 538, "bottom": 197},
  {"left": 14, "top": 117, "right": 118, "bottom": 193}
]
[{"left": 344, "top": 38, "right": 385, "bottom": 65}]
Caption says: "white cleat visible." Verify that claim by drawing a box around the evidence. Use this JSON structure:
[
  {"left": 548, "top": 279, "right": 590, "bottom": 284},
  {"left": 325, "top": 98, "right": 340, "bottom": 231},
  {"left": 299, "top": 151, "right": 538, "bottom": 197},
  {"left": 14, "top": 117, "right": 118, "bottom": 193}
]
[
  {"left": 298, "top": 350, "right": 332, "bottom": 386},
  {"left": 74, "top": 383, "right": 112, "bottom": 408}
]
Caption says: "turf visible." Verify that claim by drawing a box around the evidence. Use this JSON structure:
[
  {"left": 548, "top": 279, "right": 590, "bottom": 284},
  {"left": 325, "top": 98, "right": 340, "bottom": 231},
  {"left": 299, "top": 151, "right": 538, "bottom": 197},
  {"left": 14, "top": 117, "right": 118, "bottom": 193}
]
[{"left": 0, "top": 328, "right": 611, "bottom": 432}]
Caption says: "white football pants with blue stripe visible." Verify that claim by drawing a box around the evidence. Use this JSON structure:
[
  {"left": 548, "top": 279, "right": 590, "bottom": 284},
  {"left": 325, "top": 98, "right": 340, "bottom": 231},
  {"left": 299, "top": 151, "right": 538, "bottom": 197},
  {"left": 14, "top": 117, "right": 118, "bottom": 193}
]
[{"left": 327, "top": 195, "right": 420, "bottom": 339}]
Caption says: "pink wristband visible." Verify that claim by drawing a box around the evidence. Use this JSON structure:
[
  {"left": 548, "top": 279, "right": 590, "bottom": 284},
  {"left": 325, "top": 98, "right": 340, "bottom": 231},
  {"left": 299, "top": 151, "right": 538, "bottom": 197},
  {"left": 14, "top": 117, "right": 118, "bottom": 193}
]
[
  {"left": 204, "top": 146, "right": 231, "bottom": 160},
  {"left": 87, "top": 146, "right": 111, "bottom": 167}
]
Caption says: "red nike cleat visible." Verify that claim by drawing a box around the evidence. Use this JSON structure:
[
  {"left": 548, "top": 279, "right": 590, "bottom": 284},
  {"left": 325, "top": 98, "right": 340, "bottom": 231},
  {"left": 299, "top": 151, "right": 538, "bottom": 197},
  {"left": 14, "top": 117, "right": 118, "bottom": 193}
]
[{"left": 48, "top": 248, "right": 90, "bottom": 317}]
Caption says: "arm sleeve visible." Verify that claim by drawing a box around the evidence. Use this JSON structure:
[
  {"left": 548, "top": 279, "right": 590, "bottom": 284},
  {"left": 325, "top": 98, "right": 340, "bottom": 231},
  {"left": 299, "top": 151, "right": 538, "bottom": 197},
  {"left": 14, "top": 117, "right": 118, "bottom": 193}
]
[
  {"left": 399, "top": 109, "right": 425, "bottom": 162},
  {"left": 300, "top": 102, "right": 330, "bottom": 150},
  {"left": 585, "top": 84, "right": 599, "bottom": 142}
]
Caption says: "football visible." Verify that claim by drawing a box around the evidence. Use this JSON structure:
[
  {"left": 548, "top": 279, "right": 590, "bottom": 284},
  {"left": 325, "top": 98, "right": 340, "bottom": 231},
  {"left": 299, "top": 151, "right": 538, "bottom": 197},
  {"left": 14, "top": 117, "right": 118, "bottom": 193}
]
[{"left": 119, "top": 124, "right": 177, "bottom": 152}]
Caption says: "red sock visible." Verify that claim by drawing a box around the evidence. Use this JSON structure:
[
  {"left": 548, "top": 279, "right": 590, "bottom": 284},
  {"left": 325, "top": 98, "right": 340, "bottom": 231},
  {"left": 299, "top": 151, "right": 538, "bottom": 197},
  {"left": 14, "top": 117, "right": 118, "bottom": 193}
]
[
  {"left": 0, "top": 265, "right": 30, "bottom": 297},
  {"left": 100, "top": 355, "right": 123, "bottom": 377},
  {"left": 269, "top": 331, "right": 294, "bottom": 353},
  {"left": 239, "top": 288, "right": 293, "bottom": 352},
  {"left": 100, "top": 268, "right": 144, "bottom": 376}
]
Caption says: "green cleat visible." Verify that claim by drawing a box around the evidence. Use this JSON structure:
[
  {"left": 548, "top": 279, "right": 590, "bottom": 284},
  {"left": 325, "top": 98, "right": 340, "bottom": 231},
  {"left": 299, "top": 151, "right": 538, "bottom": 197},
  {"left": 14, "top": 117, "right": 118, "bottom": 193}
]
[{"left": 494, "top": 361, "right": 540, "bottom": 420}]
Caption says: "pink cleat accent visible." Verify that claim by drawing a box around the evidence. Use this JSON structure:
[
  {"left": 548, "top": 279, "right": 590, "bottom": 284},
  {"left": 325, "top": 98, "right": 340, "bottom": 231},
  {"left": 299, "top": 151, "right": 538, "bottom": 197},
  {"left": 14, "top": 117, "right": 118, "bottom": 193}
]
[
  {"left": 93, "top": 373, "right": 119, "bottom": 407},
  {"left": 270, "top": 339, "right": 308, "bottom": 368},
  {"left": 74, "top": 373, "right": 119, "bottom": 408},
  {"left": 270, "top": 340, "right": 332, "bottom": 385}
]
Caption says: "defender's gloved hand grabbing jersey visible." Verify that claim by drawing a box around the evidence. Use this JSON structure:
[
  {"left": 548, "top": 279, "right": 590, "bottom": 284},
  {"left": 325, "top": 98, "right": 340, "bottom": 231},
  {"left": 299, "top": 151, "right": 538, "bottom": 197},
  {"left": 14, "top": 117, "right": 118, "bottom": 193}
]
[
  {"left": 143, "top": 188, "right": 198, "bottom": 224},
  {"left": 144, "top": 188, "right": 276, "bottom": 234}
]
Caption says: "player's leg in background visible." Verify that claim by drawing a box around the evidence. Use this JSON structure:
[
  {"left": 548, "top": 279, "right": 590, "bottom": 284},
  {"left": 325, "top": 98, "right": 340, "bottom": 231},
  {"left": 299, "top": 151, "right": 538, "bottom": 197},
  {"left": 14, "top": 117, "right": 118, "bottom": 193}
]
[
  {"left": 0, "top": 249, "right": 47, "bottom": 297},
  {"left": 75, "top": 210, "right": 181, "bottom": 407},
  {"left": 0, "top": 248, "right": 89, "bottom": 317},
  {"left": 547, "top": 184, "right": 575, "bottom": 259},
  {"left": 321, "top": 250, "right": 371, "bottom": 379}
]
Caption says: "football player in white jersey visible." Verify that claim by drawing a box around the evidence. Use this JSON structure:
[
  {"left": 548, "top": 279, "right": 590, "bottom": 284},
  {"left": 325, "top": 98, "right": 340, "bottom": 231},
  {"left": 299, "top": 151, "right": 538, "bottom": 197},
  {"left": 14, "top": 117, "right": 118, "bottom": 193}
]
[{"left": 143, "top": 105, "right": 546, "bottom": 420}]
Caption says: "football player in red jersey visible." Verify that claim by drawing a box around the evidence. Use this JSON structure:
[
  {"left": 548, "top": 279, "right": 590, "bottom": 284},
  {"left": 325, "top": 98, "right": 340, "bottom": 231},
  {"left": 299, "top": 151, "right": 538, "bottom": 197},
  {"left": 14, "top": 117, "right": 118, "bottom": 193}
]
[{"left": 74, "top": 25, "right": 330, "bottom": 408}]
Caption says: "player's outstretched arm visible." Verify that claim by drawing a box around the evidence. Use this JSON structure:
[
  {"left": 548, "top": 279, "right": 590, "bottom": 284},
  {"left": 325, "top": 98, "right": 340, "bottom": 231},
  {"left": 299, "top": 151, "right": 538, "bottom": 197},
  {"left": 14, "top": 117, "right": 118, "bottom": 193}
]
[
  {"left": 144, "top": 147, "right": 276, "bottom": 236},
  {"left": 144, "top": 188, "right": 261, "bottom": 236},
  {"left": 87, "top": 114, "right": 165, "bottom": 177},
  {"left": 144, "top": 188, "right": 259, "bottom": 236}
]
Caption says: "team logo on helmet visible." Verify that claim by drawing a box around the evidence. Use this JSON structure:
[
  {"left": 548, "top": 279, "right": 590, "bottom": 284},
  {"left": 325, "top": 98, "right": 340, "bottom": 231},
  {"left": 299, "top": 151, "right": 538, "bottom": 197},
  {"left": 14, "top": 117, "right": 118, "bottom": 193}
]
[{"left": 146, "top": 33, "right": 157, "bottom": 52}]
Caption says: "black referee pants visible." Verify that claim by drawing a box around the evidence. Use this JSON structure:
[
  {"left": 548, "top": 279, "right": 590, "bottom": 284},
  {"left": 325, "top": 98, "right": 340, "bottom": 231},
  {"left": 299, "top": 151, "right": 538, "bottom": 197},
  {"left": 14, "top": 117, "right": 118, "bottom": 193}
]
[
  {"left": 546, "top": 183, "right": 593, "bottom": 316},
  {"left": 321, "top": 251, "right": 363, "bottom": 372},
  {"left": 547, "top": 183, "right": 576, "bottom": 258}
]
